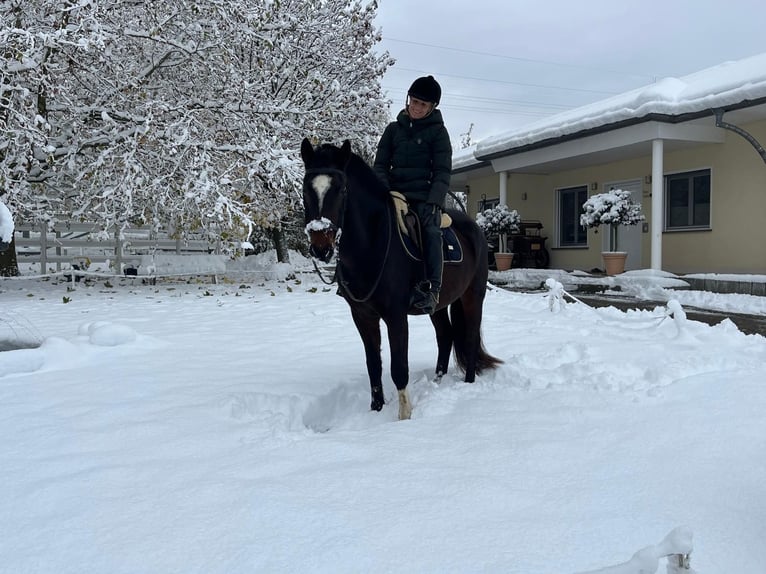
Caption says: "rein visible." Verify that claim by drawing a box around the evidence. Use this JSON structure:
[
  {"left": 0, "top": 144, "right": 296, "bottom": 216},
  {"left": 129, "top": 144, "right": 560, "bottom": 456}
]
[
  {"left": 311, "top": 257, "right": 337, "bottom": 285},
  {"left": 336, "top": 202, "right": 393, "bottom": 303}
]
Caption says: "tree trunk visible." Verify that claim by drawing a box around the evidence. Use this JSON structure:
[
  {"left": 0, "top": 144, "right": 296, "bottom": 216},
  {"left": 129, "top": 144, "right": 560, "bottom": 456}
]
[
  {"left": 271, "top": 226, "right": 288, "bottom": 263},
  {"left": 609, "top": 224, "right": 619, "bottom": 252},
  {"left": 0, "top": 236, "right": 20, "bottom": 277}
]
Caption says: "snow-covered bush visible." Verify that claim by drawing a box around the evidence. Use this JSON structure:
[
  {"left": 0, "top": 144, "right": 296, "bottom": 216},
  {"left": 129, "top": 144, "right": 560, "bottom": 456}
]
[
  {"left": 580, "top": 189, "right": 644, "bottom": 251},
  {"left": 476, "top": 204, "right": 520, "bottom": 252}
]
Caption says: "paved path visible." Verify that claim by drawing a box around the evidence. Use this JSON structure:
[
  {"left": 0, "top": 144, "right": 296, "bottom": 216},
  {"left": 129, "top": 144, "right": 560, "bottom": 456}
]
[{"left": 574, "top": 294, "right": 766, "bottom": 337}]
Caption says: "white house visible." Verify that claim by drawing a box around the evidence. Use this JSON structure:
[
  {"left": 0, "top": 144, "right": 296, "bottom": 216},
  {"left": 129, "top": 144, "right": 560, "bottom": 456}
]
[{"left": 452, "top": 52, "right": 766, "bottom": 275}]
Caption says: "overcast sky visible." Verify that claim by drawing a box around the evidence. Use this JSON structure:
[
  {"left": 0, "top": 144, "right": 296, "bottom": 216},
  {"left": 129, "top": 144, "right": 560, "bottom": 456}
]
[{"left": 373, "top": 0, "right": 766, "bottom": 146}]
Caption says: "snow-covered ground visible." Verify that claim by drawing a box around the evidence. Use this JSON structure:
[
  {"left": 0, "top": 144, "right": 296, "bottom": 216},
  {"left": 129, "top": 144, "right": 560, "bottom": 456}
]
[
  {"left": 1, "top": 254, "right": 765, "bottom": 573},
  {"left": 490, "top": 267, "right": 766, "bottom": 317}
]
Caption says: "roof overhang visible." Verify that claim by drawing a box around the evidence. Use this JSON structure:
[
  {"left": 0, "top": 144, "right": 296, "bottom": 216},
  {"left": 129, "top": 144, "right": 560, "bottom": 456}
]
[
  {"left": 490, "top": 120, "right": 725, "bottom": 174},
  {"left": 469, "top": 99, "right": 766, "bottom": 175},
  {"left": 450, "top": 161, "right": 494, "bottom": 187}
]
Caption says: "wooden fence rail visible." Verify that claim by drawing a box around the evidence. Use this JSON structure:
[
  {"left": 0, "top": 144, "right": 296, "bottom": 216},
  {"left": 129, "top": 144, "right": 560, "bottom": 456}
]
[{"left": 14, "top": 222, "right": 221, "bottom": 275}]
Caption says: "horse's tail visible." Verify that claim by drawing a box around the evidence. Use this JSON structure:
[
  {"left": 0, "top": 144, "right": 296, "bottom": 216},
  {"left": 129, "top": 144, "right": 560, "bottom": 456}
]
[{"left": 450, "top": 298, "right": 503, "bottom": 375}]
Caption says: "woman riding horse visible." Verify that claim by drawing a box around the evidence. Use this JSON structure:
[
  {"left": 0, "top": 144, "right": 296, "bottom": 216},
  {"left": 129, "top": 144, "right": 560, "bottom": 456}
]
[
  {"left": 373, "top": 75, "right": 450, "bottom": 315},
  {"left": 301, "top": 138, "right": 502, "bottom": 420}
]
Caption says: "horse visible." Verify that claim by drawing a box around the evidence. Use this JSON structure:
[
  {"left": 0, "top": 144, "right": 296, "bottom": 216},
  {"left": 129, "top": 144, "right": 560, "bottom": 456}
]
[{"left": 300, "top": 138, "right": 502, "bottom": 420}]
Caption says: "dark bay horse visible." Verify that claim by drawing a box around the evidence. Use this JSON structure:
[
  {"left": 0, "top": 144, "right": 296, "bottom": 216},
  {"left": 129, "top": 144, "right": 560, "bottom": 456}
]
[{"left": 300, "top": 139, "right": 502, "bottom": 420}]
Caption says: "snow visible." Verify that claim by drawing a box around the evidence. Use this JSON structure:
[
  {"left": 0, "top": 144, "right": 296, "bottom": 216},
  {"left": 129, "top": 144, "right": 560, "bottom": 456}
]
[
  {"left": 580, "top": 189, "right": 644, "bottom": 229},
  {"left": 0, "top": 200, "right": 14, "bottom": 243},
  {"left": 492, "top": 267, "right": 766, "bottom": 316},
  {"left": 1, "top": 256, "right": 765, "bottom": 573},
  {"left": 135, "top": 253, "right": 228, "bottom": 276},
  {"left": 475, "top": 51, "right": 766, "bottom": 156}
]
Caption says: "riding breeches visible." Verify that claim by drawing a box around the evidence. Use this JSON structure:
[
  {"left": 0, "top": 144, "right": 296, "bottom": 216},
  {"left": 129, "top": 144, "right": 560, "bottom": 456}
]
[{"left": 412, "top": 201, "right": 443, "bottom": 292}]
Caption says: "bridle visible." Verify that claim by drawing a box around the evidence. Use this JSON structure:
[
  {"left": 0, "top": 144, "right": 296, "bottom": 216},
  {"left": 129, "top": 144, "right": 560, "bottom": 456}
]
[
  {"left": 304, "top": 167, "right": 347, "bottom": 286},
  {"left": 303, "top": 167, "right": 393, "bottom": 303}
]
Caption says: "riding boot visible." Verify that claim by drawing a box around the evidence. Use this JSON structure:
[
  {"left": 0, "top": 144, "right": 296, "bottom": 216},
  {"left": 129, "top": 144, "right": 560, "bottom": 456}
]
[
  {"left": 411, "top": 280, "right": 439, "bottom": 314},
  {"left": 411, "top": 204, "right": 443, "bottom": 314}
]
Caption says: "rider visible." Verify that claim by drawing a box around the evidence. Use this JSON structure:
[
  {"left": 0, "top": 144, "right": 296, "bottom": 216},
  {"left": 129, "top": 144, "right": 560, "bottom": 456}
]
[{"left": 373, "top": 75, "right": 452, "bottom": 315}]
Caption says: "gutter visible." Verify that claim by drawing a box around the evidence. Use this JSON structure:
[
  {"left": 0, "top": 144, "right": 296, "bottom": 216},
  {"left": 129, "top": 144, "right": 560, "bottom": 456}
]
[
  {"left": 451, "top": 159, "right": 492, "bottom": 175},
  {"left": 474, "top": 95, "right": 766, "bottom": 163}
]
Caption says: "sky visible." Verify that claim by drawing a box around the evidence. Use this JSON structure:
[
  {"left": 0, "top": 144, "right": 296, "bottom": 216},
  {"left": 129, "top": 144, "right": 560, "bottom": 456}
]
[
  {"left": 373, "top": 0, "right": 766, "bottom": 145},
  {"left": 2, "top": 253, "right": 766, "bottom": 573}
]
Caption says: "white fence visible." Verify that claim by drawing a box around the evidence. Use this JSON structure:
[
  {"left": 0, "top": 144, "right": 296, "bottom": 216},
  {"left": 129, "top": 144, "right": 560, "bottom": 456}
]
[{"left": 14, "top": 222, "right": 221, "bottom": 275}]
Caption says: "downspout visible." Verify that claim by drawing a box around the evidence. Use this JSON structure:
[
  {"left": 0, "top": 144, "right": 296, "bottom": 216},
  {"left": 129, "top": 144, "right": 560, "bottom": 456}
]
[{"left": 714, "top": 109, "right": 766, "bottom": 164}]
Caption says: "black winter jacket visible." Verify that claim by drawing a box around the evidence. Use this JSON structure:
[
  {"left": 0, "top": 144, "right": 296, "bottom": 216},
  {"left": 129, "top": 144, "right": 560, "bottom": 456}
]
[{"left": 373, "top": 108, "right": 452, "bottom": 206}]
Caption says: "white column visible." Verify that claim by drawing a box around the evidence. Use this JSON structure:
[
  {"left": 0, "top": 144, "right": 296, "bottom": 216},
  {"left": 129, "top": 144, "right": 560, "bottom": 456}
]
[
  {"left": 499, "top": 171, "right": 507, "bottom": 206},
  {"left": 651, "top": 139, "right": 664, "bottom": 270}
]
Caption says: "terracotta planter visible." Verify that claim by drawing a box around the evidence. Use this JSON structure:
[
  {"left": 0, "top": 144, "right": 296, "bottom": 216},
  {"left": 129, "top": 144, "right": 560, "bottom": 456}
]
[
  {"left": 602, "top": 251, "right": 627, "bottom": 275},
  {"left": 494, "top": 252, "right": 514, "bottom": 271}
]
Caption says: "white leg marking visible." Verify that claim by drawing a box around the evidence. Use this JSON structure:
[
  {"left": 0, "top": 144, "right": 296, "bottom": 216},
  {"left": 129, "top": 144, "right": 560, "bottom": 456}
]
[
  {"left": 398, "top": 388, "right": 412, "bottom": 420},
  {"left": 311, "top": 175, "right": 332, "bottom": 212}
]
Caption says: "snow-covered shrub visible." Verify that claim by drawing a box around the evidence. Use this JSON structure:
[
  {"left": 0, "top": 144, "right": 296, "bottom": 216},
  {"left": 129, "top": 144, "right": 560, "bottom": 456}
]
[
  {"left": 580, "top": 189, "right": 644, "bottom": 251},
  {"left": 476, "top": 204, "right": 520, "bottom": 252}
]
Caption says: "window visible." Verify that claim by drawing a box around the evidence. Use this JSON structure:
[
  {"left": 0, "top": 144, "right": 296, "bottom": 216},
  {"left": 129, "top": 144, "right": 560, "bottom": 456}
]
[
  {"left": 477, "top": 197, "right": 499, "bottom": 212},
  {"left": 557, "top": 185, "right": 588, "bottom": 247},
  {"left": 665, "top": 169, "right": 711, "bottom": 230}
]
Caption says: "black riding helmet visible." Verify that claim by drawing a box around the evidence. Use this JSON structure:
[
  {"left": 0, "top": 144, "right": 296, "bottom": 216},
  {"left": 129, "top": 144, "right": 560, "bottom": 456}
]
[{"left": 407, "top": 75, "right": 441, "bottom": 105}]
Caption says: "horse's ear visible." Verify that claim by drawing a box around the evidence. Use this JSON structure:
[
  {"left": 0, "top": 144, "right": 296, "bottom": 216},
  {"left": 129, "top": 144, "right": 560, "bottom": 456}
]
[
  {"left": 340, "top": 140, "right": 352, "bottom": 166},
  {"left": 300, "top": 138, "right": 314, "bottom": 165}
]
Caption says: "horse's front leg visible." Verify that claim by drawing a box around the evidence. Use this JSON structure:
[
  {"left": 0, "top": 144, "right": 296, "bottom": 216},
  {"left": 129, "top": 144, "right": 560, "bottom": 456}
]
[
  {"left": 384, "top": 314, "right": 411, "bottom": 420},
  {"left": 350, "top": 306, "right": 385, "bottom": 412}
]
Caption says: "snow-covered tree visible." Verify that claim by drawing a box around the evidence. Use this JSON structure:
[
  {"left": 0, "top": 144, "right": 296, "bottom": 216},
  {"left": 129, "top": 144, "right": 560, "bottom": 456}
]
[
  {"left": 476, "top": 204, "right": 520, "bottom": 253},
  {"left": 580, "top": 188, "right": 644, "bottom": 251},
  {"left": 459, "top": 123, "right": 474, "bottom": 149},
  {"left": 1, "top": 0, "right": 392, "bottom": 270}
]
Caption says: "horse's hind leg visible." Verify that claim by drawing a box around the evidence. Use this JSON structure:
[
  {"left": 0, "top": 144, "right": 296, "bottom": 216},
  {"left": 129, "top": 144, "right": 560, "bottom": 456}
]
[
  {"left": 350, "top": 307, "right": 385, "bottom": 411},
  {"left": 430, "top": 308, "right": 453, "bottom": 381}
]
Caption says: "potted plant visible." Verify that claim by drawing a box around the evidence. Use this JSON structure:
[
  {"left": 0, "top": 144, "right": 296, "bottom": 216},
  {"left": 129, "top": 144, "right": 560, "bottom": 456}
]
[
  {"left": 580, "top": 188, "right": 644, "bottom": 275},
  {"left": 476, "top": 204, "right": 521, "bottom": 271}
]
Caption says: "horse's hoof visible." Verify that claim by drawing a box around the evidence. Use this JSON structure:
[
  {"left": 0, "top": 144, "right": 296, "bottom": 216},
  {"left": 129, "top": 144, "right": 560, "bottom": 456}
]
[{"left": 370, "top": 399, "right": 384, "bottom": 412}]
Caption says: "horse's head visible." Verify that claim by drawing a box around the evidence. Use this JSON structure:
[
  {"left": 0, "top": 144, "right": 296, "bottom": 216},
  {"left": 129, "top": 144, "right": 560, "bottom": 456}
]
[{"left": 300, "top": 138, "right": 352, "bottom": 262}]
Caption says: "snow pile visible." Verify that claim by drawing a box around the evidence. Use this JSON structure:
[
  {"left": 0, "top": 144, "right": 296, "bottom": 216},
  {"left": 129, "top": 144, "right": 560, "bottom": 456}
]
[{"left": 579, "top": 526, "right": 695, "bottom": 574}]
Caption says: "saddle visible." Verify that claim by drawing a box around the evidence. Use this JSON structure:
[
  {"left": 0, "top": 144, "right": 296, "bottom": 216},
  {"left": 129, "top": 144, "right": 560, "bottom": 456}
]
[{"left": 390, "top": 191, "right": 463, "bottom": 263}]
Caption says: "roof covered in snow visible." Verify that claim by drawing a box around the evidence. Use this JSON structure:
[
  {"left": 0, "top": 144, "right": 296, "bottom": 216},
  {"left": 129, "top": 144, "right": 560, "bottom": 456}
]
[{"left": 473, "top": 51, "right": 766, "bottom": 161}]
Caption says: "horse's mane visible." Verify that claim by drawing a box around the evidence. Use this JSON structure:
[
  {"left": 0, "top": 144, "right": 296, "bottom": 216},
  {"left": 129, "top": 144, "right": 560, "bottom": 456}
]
[
  {"left": 345, "top": 151, "right": 389, "bottom": 200},
  {"left": 311, "top": 142, "right": 387, "bottom": 201}
]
